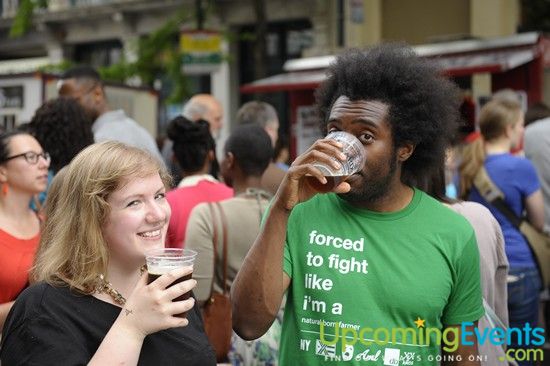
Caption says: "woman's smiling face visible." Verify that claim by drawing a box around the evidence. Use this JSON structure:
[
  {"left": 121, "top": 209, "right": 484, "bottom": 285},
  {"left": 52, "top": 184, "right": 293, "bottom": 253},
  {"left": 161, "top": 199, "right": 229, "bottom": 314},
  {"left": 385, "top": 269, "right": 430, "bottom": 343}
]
[{"left": 102, "top": 173, "right": 171, "bottom": 268}]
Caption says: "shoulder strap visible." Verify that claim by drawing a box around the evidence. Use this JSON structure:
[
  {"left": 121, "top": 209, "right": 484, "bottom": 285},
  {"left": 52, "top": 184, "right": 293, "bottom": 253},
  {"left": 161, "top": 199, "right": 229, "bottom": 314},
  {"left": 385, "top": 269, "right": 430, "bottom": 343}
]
[
  {"left": 473, "top": 167, "right": 523, "bottom": 229},
  {"left": 206, "top": 203, "right": 219, "bottom": 299},
  {"left": 473, "top": 166, "right": 504, "bottom": 203},
  {"left": 214, "top": 202, "right": 229, "bottom": 295},
  {"left": 207, "top": 202, "right": 229, "bottom": 296}
]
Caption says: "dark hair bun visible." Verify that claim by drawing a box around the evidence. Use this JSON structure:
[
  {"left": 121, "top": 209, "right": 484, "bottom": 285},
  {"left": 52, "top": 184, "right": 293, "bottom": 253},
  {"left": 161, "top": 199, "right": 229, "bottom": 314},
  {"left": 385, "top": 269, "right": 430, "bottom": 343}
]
[
  {"left": 167, "top": 117, "right": 210, "bottom": 144},
  {"left": 167, "top": 116, "right": 215, "bottom": 172}
]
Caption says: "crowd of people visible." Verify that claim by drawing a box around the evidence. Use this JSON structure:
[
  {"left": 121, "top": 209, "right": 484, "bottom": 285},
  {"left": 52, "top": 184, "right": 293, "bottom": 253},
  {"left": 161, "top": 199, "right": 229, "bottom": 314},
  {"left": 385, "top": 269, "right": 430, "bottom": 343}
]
[{"left": 0, "top": 43, "right": 548, "bottom": 366}]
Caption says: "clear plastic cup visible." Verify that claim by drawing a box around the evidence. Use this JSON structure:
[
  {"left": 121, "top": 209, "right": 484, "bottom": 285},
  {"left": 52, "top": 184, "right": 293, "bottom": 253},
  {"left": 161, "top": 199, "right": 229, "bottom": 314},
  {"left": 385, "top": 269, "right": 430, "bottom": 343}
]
[
  {"left": 145, "top": 248, "right": 197, "bottom": 317},
  {"left": 307, "top": 131, "right": 366, "bottom": 192},
  {"left": 313, "top": 131, "right": 366, "bottom": 176}
]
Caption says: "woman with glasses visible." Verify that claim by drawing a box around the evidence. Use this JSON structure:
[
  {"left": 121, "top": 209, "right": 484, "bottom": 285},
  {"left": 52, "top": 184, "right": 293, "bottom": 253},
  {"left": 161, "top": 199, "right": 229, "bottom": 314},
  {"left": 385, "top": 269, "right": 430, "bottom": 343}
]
[{"left": 0, "top": 130, "right": 50, "bottom": 330}]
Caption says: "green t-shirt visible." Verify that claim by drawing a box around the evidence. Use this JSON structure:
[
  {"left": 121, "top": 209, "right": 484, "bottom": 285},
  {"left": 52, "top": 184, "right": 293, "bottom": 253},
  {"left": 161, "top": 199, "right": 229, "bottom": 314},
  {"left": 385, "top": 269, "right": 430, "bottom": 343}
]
[{"left": 281, "top": 189, "right": 484, "bottom": 365}]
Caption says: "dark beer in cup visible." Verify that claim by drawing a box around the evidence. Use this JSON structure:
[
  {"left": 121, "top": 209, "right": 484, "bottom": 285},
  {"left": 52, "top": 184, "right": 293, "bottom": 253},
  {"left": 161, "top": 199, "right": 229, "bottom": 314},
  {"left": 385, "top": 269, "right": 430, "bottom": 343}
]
[
  {"left": 145, "top": 248, "right": 197, "bottom": 318},
  {"left": 305, "top": 175, "right": 344, "bottom": 193}
]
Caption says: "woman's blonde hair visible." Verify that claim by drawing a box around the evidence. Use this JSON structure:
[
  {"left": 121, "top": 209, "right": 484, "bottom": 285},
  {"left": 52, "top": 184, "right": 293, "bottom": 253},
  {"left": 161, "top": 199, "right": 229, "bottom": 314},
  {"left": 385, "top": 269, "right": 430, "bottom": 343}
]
[
  {"left": 32, "top": 141, "right": 171, "bottom": 293},
  {"left": 459, "top": 99, "right": 522, "bottom": 198}
]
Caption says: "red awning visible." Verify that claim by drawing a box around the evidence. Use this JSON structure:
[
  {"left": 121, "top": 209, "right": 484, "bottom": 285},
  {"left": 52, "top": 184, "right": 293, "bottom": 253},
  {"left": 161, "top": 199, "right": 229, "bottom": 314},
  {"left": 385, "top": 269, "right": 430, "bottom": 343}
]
[
  {"left": 241, "top": 46, "right": 537, "bottom": 94},
  {"left": 240, "top": 70, "right": 327, "bottom": 93},
  {"left": 433, "top": 47, "right": 536, "bottom": 77}
]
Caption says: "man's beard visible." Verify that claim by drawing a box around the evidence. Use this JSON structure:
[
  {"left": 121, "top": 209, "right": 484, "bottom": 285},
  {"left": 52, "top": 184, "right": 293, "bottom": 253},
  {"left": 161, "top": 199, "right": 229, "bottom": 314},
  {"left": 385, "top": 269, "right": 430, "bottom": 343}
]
[
  {"left": 84, "top": 106, "right": 99, "bottom": 122},
  {"left": 339, "top": 149, "right": 398, "bottom": 205}
]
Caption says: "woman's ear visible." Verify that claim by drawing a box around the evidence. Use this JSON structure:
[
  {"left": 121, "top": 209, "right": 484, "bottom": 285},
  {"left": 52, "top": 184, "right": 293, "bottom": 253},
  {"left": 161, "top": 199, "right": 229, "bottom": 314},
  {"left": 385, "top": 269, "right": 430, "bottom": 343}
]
[
  {"left": 397, "top": 142, "right": 415, "bottom": 162},
  {"left": 0, "top": 166, "right": 7, "bottom": 182}
]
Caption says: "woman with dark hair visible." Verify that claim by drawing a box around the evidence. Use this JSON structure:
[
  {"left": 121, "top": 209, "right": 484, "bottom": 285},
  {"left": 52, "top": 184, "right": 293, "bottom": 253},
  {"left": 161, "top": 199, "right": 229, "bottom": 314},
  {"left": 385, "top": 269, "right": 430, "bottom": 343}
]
[
  {"left": 165, "top": 116, "right": 232, "bottom": 248},
  {"left": 0, "top": 130, "right": 50, "bottom": 329},
  {"left": 28, "top": 97, "right": 94, "bottom": 174},
  {"left": 26, "top": 97, "right": 94, "bottom": 210}
]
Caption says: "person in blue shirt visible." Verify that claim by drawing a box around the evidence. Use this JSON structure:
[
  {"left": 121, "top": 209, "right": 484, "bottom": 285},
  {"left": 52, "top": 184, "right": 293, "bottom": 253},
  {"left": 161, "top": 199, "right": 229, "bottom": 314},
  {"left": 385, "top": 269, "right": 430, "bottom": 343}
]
[{"left": 459, "top": 99, "right": 545, "bottom": 366}]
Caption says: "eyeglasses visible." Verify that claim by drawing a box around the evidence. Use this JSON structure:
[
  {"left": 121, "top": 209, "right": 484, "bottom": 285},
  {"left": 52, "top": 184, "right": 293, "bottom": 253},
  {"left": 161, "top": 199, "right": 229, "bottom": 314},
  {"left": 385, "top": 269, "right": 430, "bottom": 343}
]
[{"left": 3, "top": 151, "right": 51, "bottom": 164}]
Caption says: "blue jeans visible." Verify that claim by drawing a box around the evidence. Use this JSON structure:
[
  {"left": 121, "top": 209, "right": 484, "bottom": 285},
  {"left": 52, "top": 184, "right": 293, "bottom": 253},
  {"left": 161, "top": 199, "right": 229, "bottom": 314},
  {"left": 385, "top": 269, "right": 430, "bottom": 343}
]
[{"left": 507, "top": 266, "right": 542, "bottom": 366}]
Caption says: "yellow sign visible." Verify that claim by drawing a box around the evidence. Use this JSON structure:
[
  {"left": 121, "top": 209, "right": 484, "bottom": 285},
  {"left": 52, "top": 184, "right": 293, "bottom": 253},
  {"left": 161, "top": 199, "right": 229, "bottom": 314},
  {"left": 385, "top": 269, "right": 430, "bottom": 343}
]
[
  {"left": 180, "top": 30, "right": 222, "bottom": 74},
  {"left": 179, "top": 30, "right": 222, "bottom": 74},
  {"left": 180, "top": 31, "right": 221, "bottom": 53}
]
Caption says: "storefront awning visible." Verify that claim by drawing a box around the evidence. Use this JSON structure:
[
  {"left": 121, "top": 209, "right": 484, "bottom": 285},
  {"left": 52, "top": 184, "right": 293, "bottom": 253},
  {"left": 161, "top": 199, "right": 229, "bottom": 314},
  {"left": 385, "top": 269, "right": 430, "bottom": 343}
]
[
  {"left": 432, "top": 48, "right": 536, "bottom": 77},
  {"left": 241, "top": 32, "right": 546, "bottom": 94},
  {"left": 241, "top": 48, "right": 536, "bottom": 94},
  {"left": 240, "top": 70, "right": 327, "bottom": 93},
  {"left": 0, "top": 57, "right": 50, "bottom": 75}
]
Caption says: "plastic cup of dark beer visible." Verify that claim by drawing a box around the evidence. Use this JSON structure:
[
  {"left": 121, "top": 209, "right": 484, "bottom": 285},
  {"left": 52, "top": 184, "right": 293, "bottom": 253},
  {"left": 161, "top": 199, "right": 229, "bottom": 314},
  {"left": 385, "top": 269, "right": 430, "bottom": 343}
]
[
  {"left": 145, "top": 248, "right": 197, "bottom": 317},
  {"left": 306, "top": 131, "right": 366, "bottom": 192}
]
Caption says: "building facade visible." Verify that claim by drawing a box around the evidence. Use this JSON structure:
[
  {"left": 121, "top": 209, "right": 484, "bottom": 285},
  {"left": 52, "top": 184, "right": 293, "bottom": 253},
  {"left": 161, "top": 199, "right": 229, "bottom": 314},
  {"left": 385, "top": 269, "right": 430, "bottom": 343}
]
[{"left": 0, "top": 0, "right": 524, "bottom": 137}]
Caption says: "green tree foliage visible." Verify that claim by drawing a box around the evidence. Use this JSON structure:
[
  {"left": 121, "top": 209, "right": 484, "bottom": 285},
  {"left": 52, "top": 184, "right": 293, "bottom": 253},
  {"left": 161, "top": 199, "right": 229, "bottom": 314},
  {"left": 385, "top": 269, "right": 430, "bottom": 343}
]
[
  {"left": 98, "top": 61, "right": 136, "bottom": 83},
  {"left": 9, "top": 0, "right": 48, "bottom": 37},
  {"left": 9, "top": 0, "right": 33, "bottom": 37},
  {"left": 102, "top": 9, "right": 194, "bottom": 103},
  {"left": 9, "top": 1, "right": 226, "bottom": 103},
  {"left": 136, "top": 17, "right": 181, "bottom": 85},
  {"left": 38, "top": 60, "right": 74, "bottom": 73}
]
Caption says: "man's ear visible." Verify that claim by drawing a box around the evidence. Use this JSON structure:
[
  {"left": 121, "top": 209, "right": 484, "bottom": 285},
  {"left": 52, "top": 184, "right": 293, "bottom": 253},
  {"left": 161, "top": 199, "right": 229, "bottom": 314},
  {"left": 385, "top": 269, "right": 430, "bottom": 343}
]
[
  {"left": 397, "top": 142, "right": 415, "bottom": 162},
  {"left": 93, "top": 84, "right": 105, "bottom": 103},
  {"left": 224, "top": 152, "right": 235, "bottom": 169}
]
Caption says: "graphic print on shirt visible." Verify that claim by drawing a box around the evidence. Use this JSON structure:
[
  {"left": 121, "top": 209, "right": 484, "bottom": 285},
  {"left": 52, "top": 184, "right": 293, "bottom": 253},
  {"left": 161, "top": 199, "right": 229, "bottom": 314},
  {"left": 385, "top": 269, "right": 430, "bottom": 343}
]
[
  {"left": 292, "top": 229, "right": 430, "bottom": 365},
  {"left": 302, "top": 230, "right": 368, "bottom": 313},
  {"left": 286, "top": 230, "right": 480, "bottom": 366},
  {"left": 281, "top": 192, "right": 484, "bottom": 365}
]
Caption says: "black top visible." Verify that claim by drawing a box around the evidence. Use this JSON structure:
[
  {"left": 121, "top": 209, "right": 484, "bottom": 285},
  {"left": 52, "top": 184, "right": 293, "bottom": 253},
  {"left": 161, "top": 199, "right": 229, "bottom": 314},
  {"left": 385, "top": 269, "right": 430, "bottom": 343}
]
[{"left": 0, "top": 282, "right": 216, "bottom": 366}]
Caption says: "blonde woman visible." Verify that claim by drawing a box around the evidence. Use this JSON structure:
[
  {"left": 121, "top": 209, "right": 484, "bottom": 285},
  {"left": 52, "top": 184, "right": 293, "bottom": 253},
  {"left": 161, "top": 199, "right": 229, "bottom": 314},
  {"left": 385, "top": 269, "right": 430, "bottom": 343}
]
[
  {"left": 0, "top": 142, "right": 215, "bottom": 365},
  {"left": 0, "top": 131, "right": 50, "bottom": 330},
  {"left": 459, "top": 99, "right": 544, "bottom": 366}
]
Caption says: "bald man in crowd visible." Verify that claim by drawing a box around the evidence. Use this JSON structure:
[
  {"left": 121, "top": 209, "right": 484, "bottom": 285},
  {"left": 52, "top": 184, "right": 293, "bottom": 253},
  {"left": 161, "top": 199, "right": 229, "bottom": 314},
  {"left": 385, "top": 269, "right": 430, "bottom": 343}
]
[
  {"left": 162, "top": 94, "right": 224, "bottom": 181},
  {"left": 236, "top": 101, "right": 286, "bottom": 195},
  {"left": 182, "top": 94, "right": 224, "bottom": 138}
]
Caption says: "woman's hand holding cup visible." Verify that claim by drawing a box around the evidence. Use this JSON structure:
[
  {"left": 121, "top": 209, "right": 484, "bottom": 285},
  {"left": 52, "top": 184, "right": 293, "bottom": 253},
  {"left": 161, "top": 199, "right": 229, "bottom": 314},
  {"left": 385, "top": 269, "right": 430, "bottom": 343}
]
[{"left": 115, "top": 248, "right": 198, "bottom": 338}]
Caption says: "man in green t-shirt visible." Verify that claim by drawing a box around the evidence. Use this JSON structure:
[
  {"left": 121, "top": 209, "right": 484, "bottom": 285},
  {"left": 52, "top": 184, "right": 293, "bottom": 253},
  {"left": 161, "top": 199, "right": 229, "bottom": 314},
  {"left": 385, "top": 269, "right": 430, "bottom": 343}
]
[{"left": 232, "top": 44, "right": 484, "bottom": 365}]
